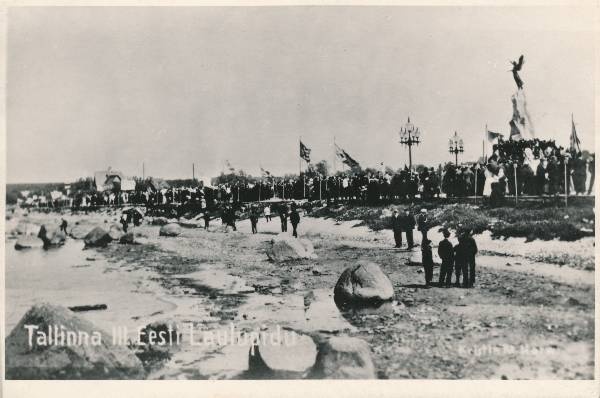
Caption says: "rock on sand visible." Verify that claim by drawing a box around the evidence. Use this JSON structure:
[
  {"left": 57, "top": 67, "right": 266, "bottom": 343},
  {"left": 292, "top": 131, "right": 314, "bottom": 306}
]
[
  {"left": 159, "top": 223, "right": 181, "bottom": 237},
  {"left": 84, "top": 227, "right": 112, "bottom": 248},
  {"left": 108, "top": 224, "right": 125, "bottom": 240},
  {"left": 308, "top": 336, "right": 376, "bottom": 379},
  {"left": 14, "top": 236, "right": 45, "bottom": 250},
  {"left": 266, "top": 235, "right": 317, "bottom": 262},
  {"left": 334, "top": 262, "right": 394, "bottom": 305},
  {"left": 247, "top": 331, "right": 317, "bottom": 378},
  {"left": 5, "top": 303, "right": 144, "bottom": 379},
  {"left": 37, "top": 225, "right": 66, "bottom": 248}
]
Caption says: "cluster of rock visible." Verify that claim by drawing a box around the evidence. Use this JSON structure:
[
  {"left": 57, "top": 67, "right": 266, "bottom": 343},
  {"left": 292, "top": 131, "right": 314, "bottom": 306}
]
[{"left": 265, "top": 235, "right": 317, "bottom": 262}]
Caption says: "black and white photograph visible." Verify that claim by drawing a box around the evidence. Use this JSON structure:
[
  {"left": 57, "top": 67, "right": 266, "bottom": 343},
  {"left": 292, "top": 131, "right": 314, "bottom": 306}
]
[{"left": 2, "top": 3, "right": 598, "bottom": 395}]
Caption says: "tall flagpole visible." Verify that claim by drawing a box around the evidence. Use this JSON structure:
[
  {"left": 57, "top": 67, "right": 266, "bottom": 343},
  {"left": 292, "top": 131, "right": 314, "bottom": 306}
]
[{"left": 333, "top": 136, "right": 337, "bottom": 175}]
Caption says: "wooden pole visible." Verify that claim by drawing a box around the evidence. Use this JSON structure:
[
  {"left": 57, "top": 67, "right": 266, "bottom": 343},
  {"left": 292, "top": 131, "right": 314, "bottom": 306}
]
[
  {"left": 514, "top": 163, "right": 518, "bottom": 206},
  {"left": 564, "top": 160, "right": 568, "bottom": 207},
  {"left": 474, "top": 166, "right": 478, "bottom": 203}
]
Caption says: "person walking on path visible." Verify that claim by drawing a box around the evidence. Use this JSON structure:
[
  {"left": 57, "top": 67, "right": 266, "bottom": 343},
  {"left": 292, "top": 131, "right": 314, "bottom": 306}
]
[
  {"left": 290, "top": 205, "right": 300, "bottom": 238},
  {"left": 203, "top": 211, "right": 210, "bottom": 230},
  {"left": 437, "top": 228, "right": 454, "bottom": 287},
  {"left": 279, "top": 206, "right": 288, "bottom": 232},
  {"left": 421, "top": 238, "right": 434, "bottom": 287},
  {"left": 250, "top": 209, "right": 259, "bottom": 234},
  {"left": 60, "top": 218, "right": 68, "bottom": 234},
  {"left": 120, "top": 214, "right": 128, "bottom": 233}
]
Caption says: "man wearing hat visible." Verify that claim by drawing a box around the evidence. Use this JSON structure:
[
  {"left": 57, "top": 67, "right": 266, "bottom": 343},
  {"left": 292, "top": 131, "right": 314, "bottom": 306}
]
[
  {"left": 400, "top": 208, "right": 416, "bottom": 248},
  {"left": 417, "top": 208, "right": 429, "bottom": 243},
  {"left": 463, "top": 229, "right": 478, "bottom": 287},
  {"left": 437, "top": 228, "right": 454, "bottom": 287},
  {"left": 390, "top": 209, "right": 403, "bottom": 248}
]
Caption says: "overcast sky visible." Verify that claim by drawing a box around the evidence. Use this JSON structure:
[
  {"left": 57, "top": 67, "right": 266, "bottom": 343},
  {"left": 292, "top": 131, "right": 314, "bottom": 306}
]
[{"left": 7, "top": 6, "right": 597, "bottom": 183}]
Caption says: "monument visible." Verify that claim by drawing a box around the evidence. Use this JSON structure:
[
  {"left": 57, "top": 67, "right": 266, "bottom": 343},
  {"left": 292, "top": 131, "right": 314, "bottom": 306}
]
[{"left": 508, "top": 54, "right": 535, "bottom": 140}]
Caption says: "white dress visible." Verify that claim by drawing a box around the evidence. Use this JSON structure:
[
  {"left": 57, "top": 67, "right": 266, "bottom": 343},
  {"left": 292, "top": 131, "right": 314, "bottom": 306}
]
[{"left": 483, "top": 169, "right": 494, "bottom": 197}]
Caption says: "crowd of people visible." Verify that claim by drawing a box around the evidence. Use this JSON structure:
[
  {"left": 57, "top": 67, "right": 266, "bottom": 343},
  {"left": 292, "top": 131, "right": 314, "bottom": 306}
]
[
  {"left": 20, "top": 138, "right": 595, "bottom": 212},
  {"left": 390, "top": 207, "right": 478, "bottom": 288}
]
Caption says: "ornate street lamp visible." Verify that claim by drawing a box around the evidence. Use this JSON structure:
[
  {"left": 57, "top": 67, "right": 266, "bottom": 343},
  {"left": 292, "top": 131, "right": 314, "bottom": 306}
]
[
  {"left": 449, "top": 131, "right": 464, "bottom": 166},
  {"left": 399, "top": 117, "right": 421, "bottom": 170}
]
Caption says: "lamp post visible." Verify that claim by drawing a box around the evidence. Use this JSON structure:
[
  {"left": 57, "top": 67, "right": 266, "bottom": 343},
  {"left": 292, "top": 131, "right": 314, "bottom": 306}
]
[
  {"left": 399, "top": 117, "right": 421, "bottom": 170},
  {"left": 448, "top": 131, "right": 464, "bottom": 166}
]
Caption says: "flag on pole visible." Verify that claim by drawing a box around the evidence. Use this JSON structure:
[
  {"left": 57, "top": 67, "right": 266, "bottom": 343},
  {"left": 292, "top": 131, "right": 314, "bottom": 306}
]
[
  {"left": 260, "top": 166, "right": 271, "bottom": 177},
  {"left": 226, "top": 160, "right": 235, "bottom": 173},
  {"left": 300, "top": 141, "right": 311, "bottom": 163},
  {"left": 335, "top": 143, "right": 360, "bottom": 169},
  {"left": 570, "top": 115, "right": 581, "bottom": 154},
  {"left": 486, "top": 130, "right": 503, "bottom": 143}
]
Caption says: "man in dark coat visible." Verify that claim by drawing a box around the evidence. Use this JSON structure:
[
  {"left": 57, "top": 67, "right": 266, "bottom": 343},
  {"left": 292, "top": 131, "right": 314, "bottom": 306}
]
[
  {"left": 453, "top": 234, "right": 469, "bottom": 288},
  {"left": 60, "top": 218, "right": 68, "bottom": 234},
  {"left": 249, "top": 209, "right": 258, "bottom": 234},
  {"left": 203, "top": 211, "right": 210, "bottom": 230},
  {"left": 390, "top": 209, "right": 403, "bottom": 248},
  {"left": 437, "top": 229, "right": 454, "bottom": 287},
  {"left": 279, "top": 206, "right": 288, "bottom": 232},
  {"left": 417, "top": 208, "right": 429, "bottom": 242},
  {"left": 290, "top": 205, "right": 300, "bottom": 238},
  {"left": 421, "top": 238, "right": 434, "bottom": 287},
  {"left": 401, "top": 208, "right": 416, "bottom": 248},
  {"left": 463, "top": 230, "right": 478, "bottom": 287}
]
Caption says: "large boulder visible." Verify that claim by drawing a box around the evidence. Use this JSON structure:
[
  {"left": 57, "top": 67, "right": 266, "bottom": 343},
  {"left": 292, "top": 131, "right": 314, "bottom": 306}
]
[
  {"left": 69, "top": 223, "right": 97, "bottom": 239},
  {"left": 83, "top": 227, "right": 112, "bottom": 248},
  {"left": 108, "top": 224, "right": 125, "bottom": 240},
  {"left": 266, "top": 235, "right": 317, "bottom": 262},
  {"left": 334, "top": 262, "right": 394, "bottom": 306},
  {"left": 119, "top": 232, "right": 137, "bottom": 245},
  {"left": 308, "top": 336, "right": 376, "bottom": 379},
  {"left": 151, "top": 217, "right": 169, "bottom": 226},
  {"left": 14, "top": 236, "right": 45, "bottom": 250},
  {"left": 247, "top": 330, "right": 317, "bottom": 379},
  {"left": 37, "top": 225, "right": 66, "bottom": 248},
  {"left": 159, "top": 223, "right": 181, "bottom": 237},
  {"left": 11, "top": 221, "right": 40, "bottom": 237},
  {"left": 5, "top": 303, "right": 145, "bottom": 379}
]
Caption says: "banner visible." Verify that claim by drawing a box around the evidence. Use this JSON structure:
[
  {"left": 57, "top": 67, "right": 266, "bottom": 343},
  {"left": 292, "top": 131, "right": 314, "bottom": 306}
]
[
  {"left": 300, "top": 141, "right": 311, "bottom": 162},
  {"left": 570, "top": 116, "right": 581, "bottom": 154},
  {"left": 487, "top": 130, "right": 503, "bottom": 143},
  {"left": 335, "top": 143, "right": 360, "bottom": 169}
]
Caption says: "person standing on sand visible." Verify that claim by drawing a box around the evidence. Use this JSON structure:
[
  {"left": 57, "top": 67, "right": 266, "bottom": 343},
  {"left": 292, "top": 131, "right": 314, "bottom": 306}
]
[
  {"left": 120, "top": 214, "right": 128, "bottom": 233},
  {"left": 421, "top": 238, "right": 434, "bottom": 287},
  {"left": 279, "top": 206, "right": 288, "bottom": 232},
  {"left": 250, "top": 209, "right": 259, "bottom": 234},
  {"left": 437, "top": 229, "right": 454, "bottom": 287},
  {"left": 463, "top": 229, "right": 478, "bottom": 288},
  {"left": 60, "top": 218, "right": 68, "bottom": 234},
  {"left": 417, "top": 208, "right": 429, "bottom": 243},
  {"left": 264, "top": 205, "right": 271, "bottom": 222},
  {"left": 401, "top": 208, "right": 416, "bottom": 248},
  {"left": 453, "top": 233, "right": 469, "bottom": 288},
  {"left": 203, "top": 211, "right": 210, "bottom": 230},
  {"left": 391, "top": 209, "right": 403, "bottom": 248},
  {"left": 290, "top": 205, "right": 300, "bottom": 238}
]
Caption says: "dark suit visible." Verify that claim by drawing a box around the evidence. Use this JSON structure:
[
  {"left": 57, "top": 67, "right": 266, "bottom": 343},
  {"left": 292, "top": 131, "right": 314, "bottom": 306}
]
[
  {"left": 437, "top": 238, "right": 454, "bottom": 286},
  {"left": 290, "top": 210, "right": 300, "bottom": 237},
  {"left": 279, "top": 211, "right": 288, "bottom": 232}
]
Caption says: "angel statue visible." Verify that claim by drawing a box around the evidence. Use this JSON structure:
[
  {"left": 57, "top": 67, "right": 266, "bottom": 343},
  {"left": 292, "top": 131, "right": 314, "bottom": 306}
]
[{"left": 510, "top": 55, "right": 524, "bottom": 90}]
